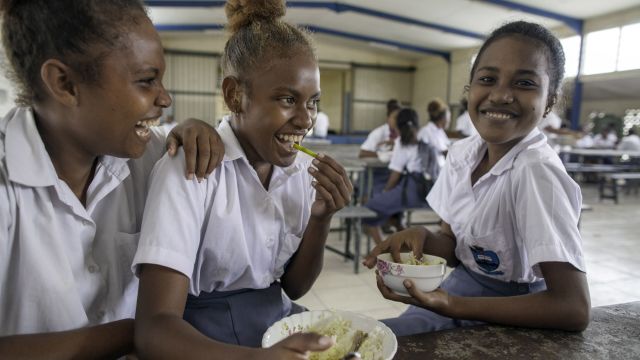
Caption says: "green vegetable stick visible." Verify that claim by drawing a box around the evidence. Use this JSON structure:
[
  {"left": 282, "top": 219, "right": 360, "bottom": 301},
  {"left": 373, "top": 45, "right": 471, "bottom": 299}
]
[{"left": 292, "top": 143, "right": 318, "bottom": 158}]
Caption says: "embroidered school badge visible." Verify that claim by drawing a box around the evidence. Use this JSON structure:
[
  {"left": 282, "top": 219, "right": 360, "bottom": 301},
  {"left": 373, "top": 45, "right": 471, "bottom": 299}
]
[{"left": 469, "top": 245, "right": 504, "bottom": 275}]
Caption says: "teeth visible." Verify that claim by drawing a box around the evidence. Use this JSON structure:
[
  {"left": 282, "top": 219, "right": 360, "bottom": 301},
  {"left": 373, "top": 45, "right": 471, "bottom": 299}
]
[
  {"left": 135, "top": 127, "right": 150, "bottom": 137},
  {"left": 276, "top": 134, "right": 303, "bottom": 143},
  {"left": 485, "top": 112, "right": 512, "bottom": 120},
  {"left": 136, "top": 119, "right": 161, "bottom": 128}
]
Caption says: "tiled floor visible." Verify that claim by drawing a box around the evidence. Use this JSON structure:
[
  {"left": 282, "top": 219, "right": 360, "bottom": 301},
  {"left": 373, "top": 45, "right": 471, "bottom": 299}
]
[{"left": 297, "top": 184, "right": 640, "bottom": 319}]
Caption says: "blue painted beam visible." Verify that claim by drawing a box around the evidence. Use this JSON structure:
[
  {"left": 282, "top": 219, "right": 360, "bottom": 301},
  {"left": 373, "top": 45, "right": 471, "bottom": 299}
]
[
  {"left": 305, "top": 25, "right": 450, "bottom": 60},
  {"left": 154, "top": 24, "right": 224, "bottom": 31},
  {"left": 479, "top": 0, "right": 583, "bottom": 34},
  {"left": 144, "top": 1, "right": 485, "bottom": 40},
  {"left": 153, "top": 23, "right": 451, "bottom": 60}
]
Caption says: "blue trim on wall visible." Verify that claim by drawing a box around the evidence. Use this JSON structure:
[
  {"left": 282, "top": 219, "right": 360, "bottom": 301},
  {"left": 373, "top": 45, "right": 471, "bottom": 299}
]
[
  {"left": 144, "top": 1, "right": 484, "bottom": 40},
  {"left": 479, "top": 0, "right": 583, "bottom": 34}
]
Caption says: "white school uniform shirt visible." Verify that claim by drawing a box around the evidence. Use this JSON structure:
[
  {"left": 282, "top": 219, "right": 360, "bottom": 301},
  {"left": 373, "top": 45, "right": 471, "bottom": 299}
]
[
  {"left": 313, "top": 111, "right": 329, "bottom": 138},
  {"left": 455, "top": 111, "right": 478, "bottom": 137},
  {"left": 0, "top": 107, "right": 165, "bottom": 335},
  {"left": 388, "top": 138, "right": 422, "bottom": 174},
  {"left": 426, "top": 127, "right": 585, "bottom": 283},
  {"left": 617, "top": 134, "right": 640, "bottom": 151},
  {"left": 418, "top": 122, "right": 450, "bottom": 167},
  {"left": 593, "top": 132, "right": 618, "bottom": 148},
  {"left": 360, "top": 124, "right": 393, "bottom": 152},
  {"left": 132, "top": 120, "right": 316, "bottom": 294}
]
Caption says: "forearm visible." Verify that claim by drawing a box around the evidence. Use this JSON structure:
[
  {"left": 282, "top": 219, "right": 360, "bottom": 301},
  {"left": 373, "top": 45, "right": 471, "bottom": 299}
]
[
  {"left": 358, "top": 150, "right": 377, "bottom": 158},
  {"left": 136, "top": 314, "right": 255, "bottom": 360},
  {"left": 383, "top": 171, "right": 402, "bottom": 191},
  {"left": 281, "top": 215, "right": 332, "bottom": 299},
  {"left": 0, "top": 319, "right": 134, "bottom": 360},
  {"left": 451, "top": 288, "right": 590, "bottom": 331}
]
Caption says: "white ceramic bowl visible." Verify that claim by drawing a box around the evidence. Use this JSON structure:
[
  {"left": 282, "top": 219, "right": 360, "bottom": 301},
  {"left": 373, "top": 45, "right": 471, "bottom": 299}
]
[
  {"left": 376, "top": 253, "right": 447, "bottom": 296},
  {"left": 262, "top": 309, "right": 397, "bottom": 360}
]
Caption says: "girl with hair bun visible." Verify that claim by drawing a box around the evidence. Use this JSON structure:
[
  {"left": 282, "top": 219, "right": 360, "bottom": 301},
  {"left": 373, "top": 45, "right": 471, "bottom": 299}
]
[
  {"left": 365, "top": 21, "right": 590, "bottom": 336},
  {"left": 133, "top": 0, "right": 351, "bottom": 357},
  {"left": 0, "top": 0, "right": 222, "bottom": 358}
]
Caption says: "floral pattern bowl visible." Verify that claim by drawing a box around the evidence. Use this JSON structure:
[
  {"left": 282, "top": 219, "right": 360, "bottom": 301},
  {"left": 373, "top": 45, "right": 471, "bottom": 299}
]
[{"left": 376, "top": 253, "right": 447, "bottom": 296}]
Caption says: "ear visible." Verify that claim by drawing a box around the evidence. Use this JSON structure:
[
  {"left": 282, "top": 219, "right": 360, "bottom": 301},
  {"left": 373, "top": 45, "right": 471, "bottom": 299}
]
[
  {"left": 221, "top": 76, "right": 243, "bottom": 115},
  {"left": 40, "top": 59, "right": 79, "bottom": 107}
]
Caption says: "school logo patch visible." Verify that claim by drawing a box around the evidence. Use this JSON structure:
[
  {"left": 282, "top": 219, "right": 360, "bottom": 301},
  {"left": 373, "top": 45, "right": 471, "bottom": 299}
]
[{"left": 469, "top": 245, "right": 504, "bottom": 275}]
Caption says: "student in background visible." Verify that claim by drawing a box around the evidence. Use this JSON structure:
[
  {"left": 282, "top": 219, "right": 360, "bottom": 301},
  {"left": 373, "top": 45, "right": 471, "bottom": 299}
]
[
  {"left": 0, "top": 0, "right": 225, "bottom": 358},
  {"left": 312, "top": 105, "right": 330, "bottom": 138},
  {"left": 362, "top": 108, "right": 432, "bottom": 245},
  {"left": 617, "top": 128, "right": 640, "bottom": 151},
  {"left": 359, "top": 98, "right": 401, "bottom": 158},
  {"left": 365, "top": 20, "right": 590, "bottom": 337},
  {"left": 418, "top": 98, "right": 451, "bottom": 168},
  {"left": 453, "top": 98, "right": 478, "bottom": 138},
  {"left": 593, "top": 123, "right": 618, "bottom": 148},
  {"left": 133, "top": 0, "right": 351, "bottom": 357}
]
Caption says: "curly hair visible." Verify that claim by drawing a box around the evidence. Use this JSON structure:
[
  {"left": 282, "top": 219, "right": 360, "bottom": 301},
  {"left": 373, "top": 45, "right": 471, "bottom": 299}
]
[
  {"left": 1, "top": 0, "right": 147, "bottom": 106},
  {"left": 222, "top": 0, "right": 316, "bottom": 88},
  {"left": 469, "top": 21, "right": 565, "bottom": 97}
]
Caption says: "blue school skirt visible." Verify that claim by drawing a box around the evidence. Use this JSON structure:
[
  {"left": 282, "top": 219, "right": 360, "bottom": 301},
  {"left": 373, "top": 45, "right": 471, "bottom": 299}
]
[
  {"left": 183, "top": 282, "right": 303, "bottom": 347},
  {"left": 382, "top": 265, "right": 547, "bottom": 336},
  {"left": 363, "top": 173, "right": 430, "bottom": 226}
]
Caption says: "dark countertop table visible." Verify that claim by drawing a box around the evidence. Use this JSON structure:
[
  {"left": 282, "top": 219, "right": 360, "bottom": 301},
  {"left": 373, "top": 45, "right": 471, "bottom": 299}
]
[{"left": 395, "top": 301, "right": 640, "bottom": 359}]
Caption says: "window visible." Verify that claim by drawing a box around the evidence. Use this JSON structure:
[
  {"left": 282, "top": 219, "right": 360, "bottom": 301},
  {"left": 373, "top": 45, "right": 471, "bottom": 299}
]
[
  {"left": 560, "top": 36, "right": 581, "bottom": 78},
  {"left": 583, "top": 28, "right": 620, "bottom": 75},
  {"left": 618, "top": 23, "right": 640, "bottom": 71}
]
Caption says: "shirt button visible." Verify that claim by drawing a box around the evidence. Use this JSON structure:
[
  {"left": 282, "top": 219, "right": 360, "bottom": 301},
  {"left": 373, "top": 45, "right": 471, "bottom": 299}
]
[{"left": 88, "top": 265, "right": 99, "bottom": 273}]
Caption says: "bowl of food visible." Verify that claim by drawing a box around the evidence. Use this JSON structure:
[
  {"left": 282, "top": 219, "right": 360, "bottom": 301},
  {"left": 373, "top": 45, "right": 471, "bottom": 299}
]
[
  {"left": 376, "top": 253, "right": 446, "bottom": 296},
  {"left": 262, "top": 310, "right": 397, "bottom": 360}
]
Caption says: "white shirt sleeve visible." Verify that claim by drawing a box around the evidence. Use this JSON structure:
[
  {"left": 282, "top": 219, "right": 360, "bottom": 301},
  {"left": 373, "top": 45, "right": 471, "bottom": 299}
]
[
  {"left": 425, "top": 155, "right": 454, "bottom": 221},
  {"left": 132, "top": 150, "right": 211, "bottom": 279},
  {"left": 360, "top": 126, "right": 384, "bottom": 152},
  {"left": 513, "top": 162, "right": 585, "bottom": 276}
]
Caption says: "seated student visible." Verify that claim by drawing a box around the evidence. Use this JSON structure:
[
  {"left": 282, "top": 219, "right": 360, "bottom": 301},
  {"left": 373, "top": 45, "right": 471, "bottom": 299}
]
[
  {"left": 453, "top": 98, "right": 478, "bottom": 138},
  {"left": 617, "top": 128, "right": 640, "bottom": 151},
  {"left": 418, "top": 98, "right": 451, "bottom": 168},
  {"left": 0, "top": 0, "right": 225, "bottom": 358},
  {"left": 362, "top": 108, "right": 435, "bottom": 245},
  {"left": 359, "top": 99, "right": 401, "bottom": 158},
  {"left": 132, "top": 0, "right": 352, "bottom": 357},
  {"left": 593, "top": 124, "right": 618, "bottom": 148},
  {"left": 364, "top": 20, "right": 590, "bottom": 337}
]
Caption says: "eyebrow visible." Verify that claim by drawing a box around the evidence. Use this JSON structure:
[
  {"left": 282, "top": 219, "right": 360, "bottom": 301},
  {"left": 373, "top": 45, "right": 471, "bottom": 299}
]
[
  {"left": 134, "top": 67, "right": 160, "bottom": 76},
  {"left": 476, "top": 66, "right": 541, "bottom": 77},
  {"left": 273, "top": 86, "right": 321, "bottom": 98}
]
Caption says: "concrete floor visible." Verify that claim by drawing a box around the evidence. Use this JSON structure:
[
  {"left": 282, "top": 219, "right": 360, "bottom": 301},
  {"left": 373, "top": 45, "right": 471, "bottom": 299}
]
[{"left": 297, "top": 184, "right": 640, "bottom": 319}]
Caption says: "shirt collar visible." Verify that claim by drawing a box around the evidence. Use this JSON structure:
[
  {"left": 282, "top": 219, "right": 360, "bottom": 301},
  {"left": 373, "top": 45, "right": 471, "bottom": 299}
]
[
  {"left": 451, "top": 127, "right": 547, "bottom": 176},
  {"left": 5, "top": 107, "right": 129, "bottom": 187},
  {"left": 217, "top": 119, "right": 306, "bottom": 176}
]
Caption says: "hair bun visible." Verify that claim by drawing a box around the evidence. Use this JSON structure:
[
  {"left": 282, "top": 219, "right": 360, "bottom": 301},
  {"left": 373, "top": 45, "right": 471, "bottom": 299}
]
[{"left": 225, "top": 0, "right": 286, "bottom": 34}]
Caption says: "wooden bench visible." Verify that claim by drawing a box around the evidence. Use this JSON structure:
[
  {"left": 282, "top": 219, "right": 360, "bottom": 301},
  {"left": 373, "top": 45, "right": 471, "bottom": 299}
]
[
  {"left": 599, "top": 172, "right": 640, "bottom": 203},
  {"left": 325, "top": 206, "right": 377, "bottom": 273}
]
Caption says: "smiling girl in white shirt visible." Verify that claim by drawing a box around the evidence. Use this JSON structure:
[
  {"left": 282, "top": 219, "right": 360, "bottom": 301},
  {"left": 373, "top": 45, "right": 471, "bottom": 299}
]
[
  {"left": 365, "top": 20, "right": 590, "bottom": 336},
  {"left": 132, "top": 0, "right": 352, "bottom": 358}
]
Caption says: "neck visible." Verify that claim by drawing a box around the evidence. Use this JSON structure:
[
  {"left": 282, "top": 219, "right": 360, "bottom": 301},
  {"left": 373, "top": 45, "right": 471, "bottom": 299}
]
[
  {"left": 471, "top": 136, "right": 523, "bottom": 186},
  {"left": 230, "top": 121, "right": 273, "bottom": 189},
  {"left": 33, "top": 105, "right": 99, "bottom": 204}
]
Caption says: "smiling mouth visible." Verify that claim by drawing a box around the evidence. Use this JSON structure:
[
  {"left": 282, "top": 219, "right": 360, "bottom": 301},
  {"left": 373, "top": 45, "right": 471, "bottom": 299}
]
[
  {"left": 481, "top": 111, "right": 515, "bottom": 120},
  {"left": 275, "top": 133, "right": 304, "bottom": 146},
  {"left": 135, "top": 119, "right": 160, "bottom": 138}
]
